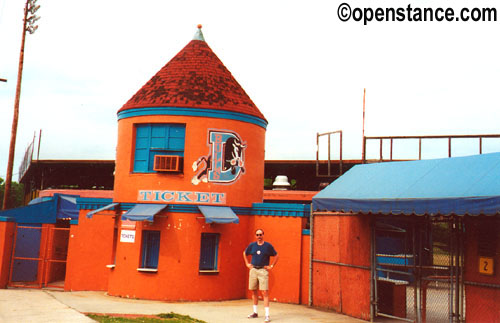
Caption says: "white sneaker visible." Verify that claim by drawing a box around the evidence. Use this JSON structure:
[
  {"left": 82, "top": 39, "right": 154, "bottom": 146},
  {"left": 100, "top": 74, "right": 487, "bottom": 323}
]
[{"left": 247, "top": 312, "right": 258, "bottom": 319}]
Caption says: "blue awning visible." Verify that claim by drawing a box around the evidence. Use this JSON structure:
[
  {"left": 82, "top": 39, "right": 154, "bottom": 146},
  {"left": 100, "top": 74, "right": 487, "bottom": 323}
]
[
  {"left": 28, "top": 196, "right": 52, "bottom": 205},
  {"left": 313, "top": 152, "right": 500, "bottom": 216},
  {"left": 86, "top": 203, "right": 119, "bottom": 218},
  {"left": 198, "top": 205, "right": 239, "bottom": 224},
  {"left": 57, "top": 195, "right": 80, "bottom": 220},
  {"left": 122, "top": 204, "right": 167, "bottom": 222},
  {"left": 0, "top": 193, "right": 79, "bottom": 223}
]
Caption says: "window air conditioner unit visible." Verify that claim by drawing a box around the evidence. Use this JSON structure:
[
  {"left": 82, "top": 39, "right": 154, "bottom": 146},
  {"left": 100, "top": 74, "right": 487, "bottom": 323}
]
[{"left": 153, "top": 155, "right": 181, "bottom": 172}]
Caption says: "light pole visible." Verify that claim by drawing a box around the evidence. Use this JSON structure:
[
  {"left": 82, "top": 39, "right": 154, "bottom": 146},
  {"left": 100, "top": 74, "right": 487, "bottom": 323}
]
[{"left": 2, "top": 0, "right": 40, "bottom": 210}]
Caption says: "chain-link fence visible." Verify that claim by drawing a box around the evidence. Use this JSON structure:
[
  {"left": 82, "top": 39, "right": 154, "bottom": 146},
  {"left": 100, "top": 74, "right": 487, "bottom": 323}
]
[{"left": 375, "top": 217, "right": 465, "bottom": 323}]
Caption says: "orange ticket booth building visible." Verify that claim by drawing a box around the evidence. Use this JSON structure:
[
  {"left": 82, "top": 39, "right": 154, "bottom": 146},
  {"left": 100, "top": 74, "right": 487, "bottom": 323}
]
[{"left": 62, "top": 26, "right": 311, "bottom": 303}]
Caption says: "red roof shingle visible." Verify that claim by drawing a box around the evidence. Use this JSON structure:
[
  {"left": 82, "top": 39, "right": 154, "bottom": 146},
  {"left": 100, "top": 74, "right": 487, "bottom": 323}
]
[{"left": 119, "top": 39, "right": 266, "bottom": 121}]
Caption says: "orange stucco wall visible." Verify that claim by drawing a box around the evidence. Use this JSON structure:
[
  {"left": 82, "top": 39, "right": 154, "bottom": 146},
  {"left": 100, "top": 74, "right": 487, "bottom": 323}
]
[
  {"left": 107, "top": 212, "right": 250, "bottom": 301},
  {"left": 245, "top": 215, "right": 307, "bottom": 304},
  {"left": 65, "top": 210, "right": 116, "bottom": 291},
  {"left": 0, "top": 220, "right": 15, "bottom": 288},
  {"left": 114, "top": 115, "right": 265, "bottom": 207},
  {"left": 300, "top": 234, "right": 310, "bottom": 305},
  {"left": 63, "top": 208, "right": 310, "bottom": 303},
  {"left": 312, "top": 213, "right": 371, "bottom": 321},
  {"left": 464, "top": 217, "right": 500, "bottom": 322}
]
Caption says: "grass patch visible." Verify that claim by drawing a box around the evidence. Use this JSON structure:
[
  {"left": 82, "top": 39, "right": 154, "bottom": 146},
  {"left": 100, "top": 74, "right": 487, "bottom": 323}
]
[{"left": 87, "top": 312, "right": 206, "bottom": 323}]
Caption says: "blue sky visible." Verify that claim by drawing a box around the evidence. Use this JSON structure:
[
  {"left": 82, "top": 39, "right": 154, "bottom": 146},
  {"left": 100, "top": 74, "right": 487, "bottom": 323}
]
[{"left": 1, "top": 0, "right": 499, "bottom": 180}]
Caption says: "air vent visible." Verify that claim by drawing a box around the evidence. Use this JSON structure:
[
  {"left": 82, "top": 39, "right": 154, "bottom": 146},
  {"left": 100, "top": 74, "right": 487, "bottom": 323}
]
[{"left": 153, "top": 155, "right": 181, "bottom": 172}]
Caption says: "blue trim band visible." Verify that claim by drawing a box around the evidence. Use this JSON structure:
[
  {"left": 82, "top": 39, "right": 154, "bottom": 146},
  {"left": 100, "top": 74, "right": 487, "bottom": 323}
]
[
  {"left": 117, "top": 107, "right": 268, "bottom": 129},
  {"left": 77, "top": 198, "right": 114, "bottom": 210},
  {"left": 251, "top": 203, "right": 310, "bottom": 217},
  {"left": 77, "top": 198, "right": 309, "bottom": 218}
]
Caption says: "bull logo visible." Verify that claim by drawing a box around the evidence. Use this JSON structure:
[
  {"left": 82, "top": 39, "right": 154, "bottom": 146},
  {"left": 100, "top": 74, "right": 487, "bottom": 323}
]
[{"left": 192, "top": 130, "right": 247, "bottom": 185}]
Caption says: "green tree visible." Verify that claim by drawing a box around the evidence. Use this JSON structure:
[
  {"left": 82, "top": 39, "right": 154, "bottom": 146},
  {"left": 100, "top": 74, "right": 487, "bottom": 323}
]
[{"left": 0, "top": 178, "right": 25, "bottom": 209}]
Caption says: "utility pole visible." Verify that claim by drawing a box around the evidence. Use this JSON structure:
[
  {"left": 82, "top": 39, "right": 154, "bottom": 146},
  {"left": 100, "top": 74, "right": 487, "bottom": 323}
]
[
  {"left": 2, "top": 0, "right": 40, "bottom": 210},
  {"left": 362, "top": 88, "right": 366, "bottom": 163}
]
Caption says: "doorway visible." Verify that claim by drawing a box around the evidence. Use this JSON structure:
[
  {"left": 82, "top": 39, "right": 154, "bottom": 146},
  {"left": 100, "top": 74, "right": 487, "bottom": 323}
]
[{"left": 9, "top": 221, "right": 70, "bottom": 289}]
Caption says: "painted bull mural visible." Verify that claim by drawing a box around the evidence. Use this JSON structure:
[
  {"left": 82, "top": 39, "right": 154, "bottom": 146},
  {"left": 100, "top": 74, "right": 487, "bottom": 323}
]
[{"left": 192, "top": 130, "right": 246, "bottom": 185}]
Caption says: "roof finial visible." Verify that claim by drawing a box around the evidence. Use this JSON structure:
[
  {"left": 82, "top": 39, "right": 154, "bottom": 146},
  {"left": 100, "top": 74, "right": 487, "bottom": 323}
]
[{"left": 193, "top": 24, "right": 205, "bottom": 41}]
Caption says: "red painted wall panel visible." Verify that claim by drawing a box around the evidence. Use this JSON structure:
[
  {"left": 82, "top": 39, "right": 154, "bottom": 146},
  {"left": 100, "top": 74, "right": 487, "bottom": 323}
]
[
  {"left": 312, "top": 261, "right": 341, "bottom": 312},
  {"left": 464, "top": 218, "right": 500, "bottom": 322},
  {"left": 312, "top": 214, "right": 371, "bottom": 320},
  {"left": 340, "top": 266, "right": 371, "bottom": 320},
  {"left": 0, "top": 221, "right": 15, "bottom": 288}
]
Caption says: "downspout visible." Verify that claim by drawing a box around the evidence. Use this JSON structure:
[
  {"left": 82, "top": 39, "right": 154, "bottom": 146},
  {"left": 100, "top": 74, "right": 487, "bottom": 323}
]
[
  {"left": 414, "top": 218, "right": 421, "bottom": 323},
  {"left": 308, "top": 203, "right": 314, "bottom": 306},
  {"left": 459, "top": 217, "right": 465, "bottom": 321},
  {"left": 370, "top": 216, "right": 375, "bottom": 322}
]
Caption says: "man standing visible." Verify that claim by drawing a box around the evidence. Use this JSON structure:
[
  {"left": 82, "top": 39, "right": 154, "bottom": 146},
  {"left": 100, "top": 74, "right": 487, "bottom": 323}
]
[{"left": 243, "top": 229, "right": 279, "bottom": 323}]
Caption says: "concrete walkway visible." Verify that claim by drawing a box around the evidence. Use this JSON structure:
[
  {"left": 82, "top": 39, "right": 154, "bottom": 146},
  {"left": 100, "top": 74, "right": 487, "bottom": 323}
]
[
  {"left": 0, "top": 289, "right": 366, "bottom": 323},
  {"left": 0, "top": 289, "right": 93, "bottom": 323}
]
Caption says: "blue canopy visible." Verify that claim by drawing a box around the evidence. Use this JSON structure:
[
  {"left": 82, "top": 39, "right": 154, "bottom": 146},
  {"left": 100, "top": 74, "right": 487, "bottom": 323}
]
[
  {"left": 28, "top": 196, "right": 53, "bottom": 205},
  {"left": 313, "top": 152, "right": 500, "bottom": 216},
  {"left": 86, "top": 202, "right": 119, "bottom": 218},
  {"left": 121, "top": 204, "right": 167, "bottom": 222},
  {"left": 57, "top": 195, "right": 79, "bottom": 220},
  {"left": 0, "top": 194, "right": 79, "bottom": 223},
  {"left": 198, "top": 205, "right": 239, "bottom": 224}
]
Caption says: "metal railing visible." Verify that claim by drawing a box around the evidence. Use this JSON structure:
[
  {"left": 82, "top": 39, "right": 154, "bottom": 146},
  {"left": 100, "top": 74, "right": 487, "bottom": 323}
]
[
  {"left": 363, "top": 134, "right": 500, "bottom": 163},
  {"left": 316, "top": 130, "right": 343, "bottom": 177}
]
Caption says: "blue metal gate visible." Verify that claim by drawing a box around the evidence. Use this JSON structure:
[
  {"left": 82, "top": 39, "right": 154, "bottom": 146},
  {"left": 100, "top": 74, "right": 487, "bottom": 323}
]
[{"left": 10, "top": 224, "right": 42, "bottom": 283}]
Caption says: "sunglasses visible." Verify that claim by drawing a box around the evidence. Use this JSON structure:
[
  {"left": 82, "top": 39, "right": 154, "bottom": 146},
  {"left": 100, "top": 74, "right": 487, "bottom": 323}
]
[{"left": 256, "top": 233, "right": 263, "bottom": 236}]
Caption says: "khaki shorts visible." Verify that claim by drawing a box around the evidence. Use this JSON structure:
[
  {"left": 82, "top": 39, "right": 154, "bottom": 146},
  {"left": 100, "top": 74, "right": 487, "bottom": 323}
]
[{"left": 248, "top": 268, "right": 269, "bottom": 290}]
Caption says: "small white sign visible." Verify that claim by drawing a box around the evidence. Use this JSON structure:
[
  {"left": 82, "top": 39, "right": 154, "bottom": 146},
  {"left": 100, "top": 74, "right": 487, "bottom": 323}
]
[{"left": 120, "top": 230, "right": 136, "bottom": 243}]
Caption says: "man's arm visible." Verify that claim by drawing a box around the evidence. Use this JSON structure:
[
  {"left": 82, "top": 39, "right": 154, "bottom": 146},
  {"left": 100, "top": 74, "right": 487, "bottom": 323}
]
[
  {"left": 243, "top": 250, "right": 253, "bottom": 269},
  {"left": 265, "top": 254, "right": 279, "bottom": 270}
]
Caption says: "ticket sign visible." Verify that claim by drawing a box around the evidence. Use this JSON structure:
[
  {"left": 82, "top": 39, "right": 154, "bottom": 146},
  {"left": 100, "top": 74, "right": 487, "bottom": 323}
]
[
  {"left": 120, "top": 230, "right": 136, "bottom": 243},
  {"left": 479, "top": 257, "right": 494, "bottom": 275}
]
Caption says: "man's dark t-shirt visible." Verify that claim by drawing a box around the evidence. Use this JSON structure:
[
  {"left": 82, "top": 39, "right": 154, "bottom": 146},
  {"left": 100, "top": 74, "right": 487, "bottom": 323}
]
[{"left": 245, "top": 241, "right": 277, "bottom": 267}]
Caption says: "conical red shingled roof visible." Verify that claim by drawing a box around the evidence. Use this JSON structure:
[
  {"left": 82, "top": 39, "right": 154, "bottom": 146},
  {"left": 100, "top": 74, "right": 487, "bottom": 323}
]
[{"left": 118, "top": 38, "right": 266, "bottom": 122}]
